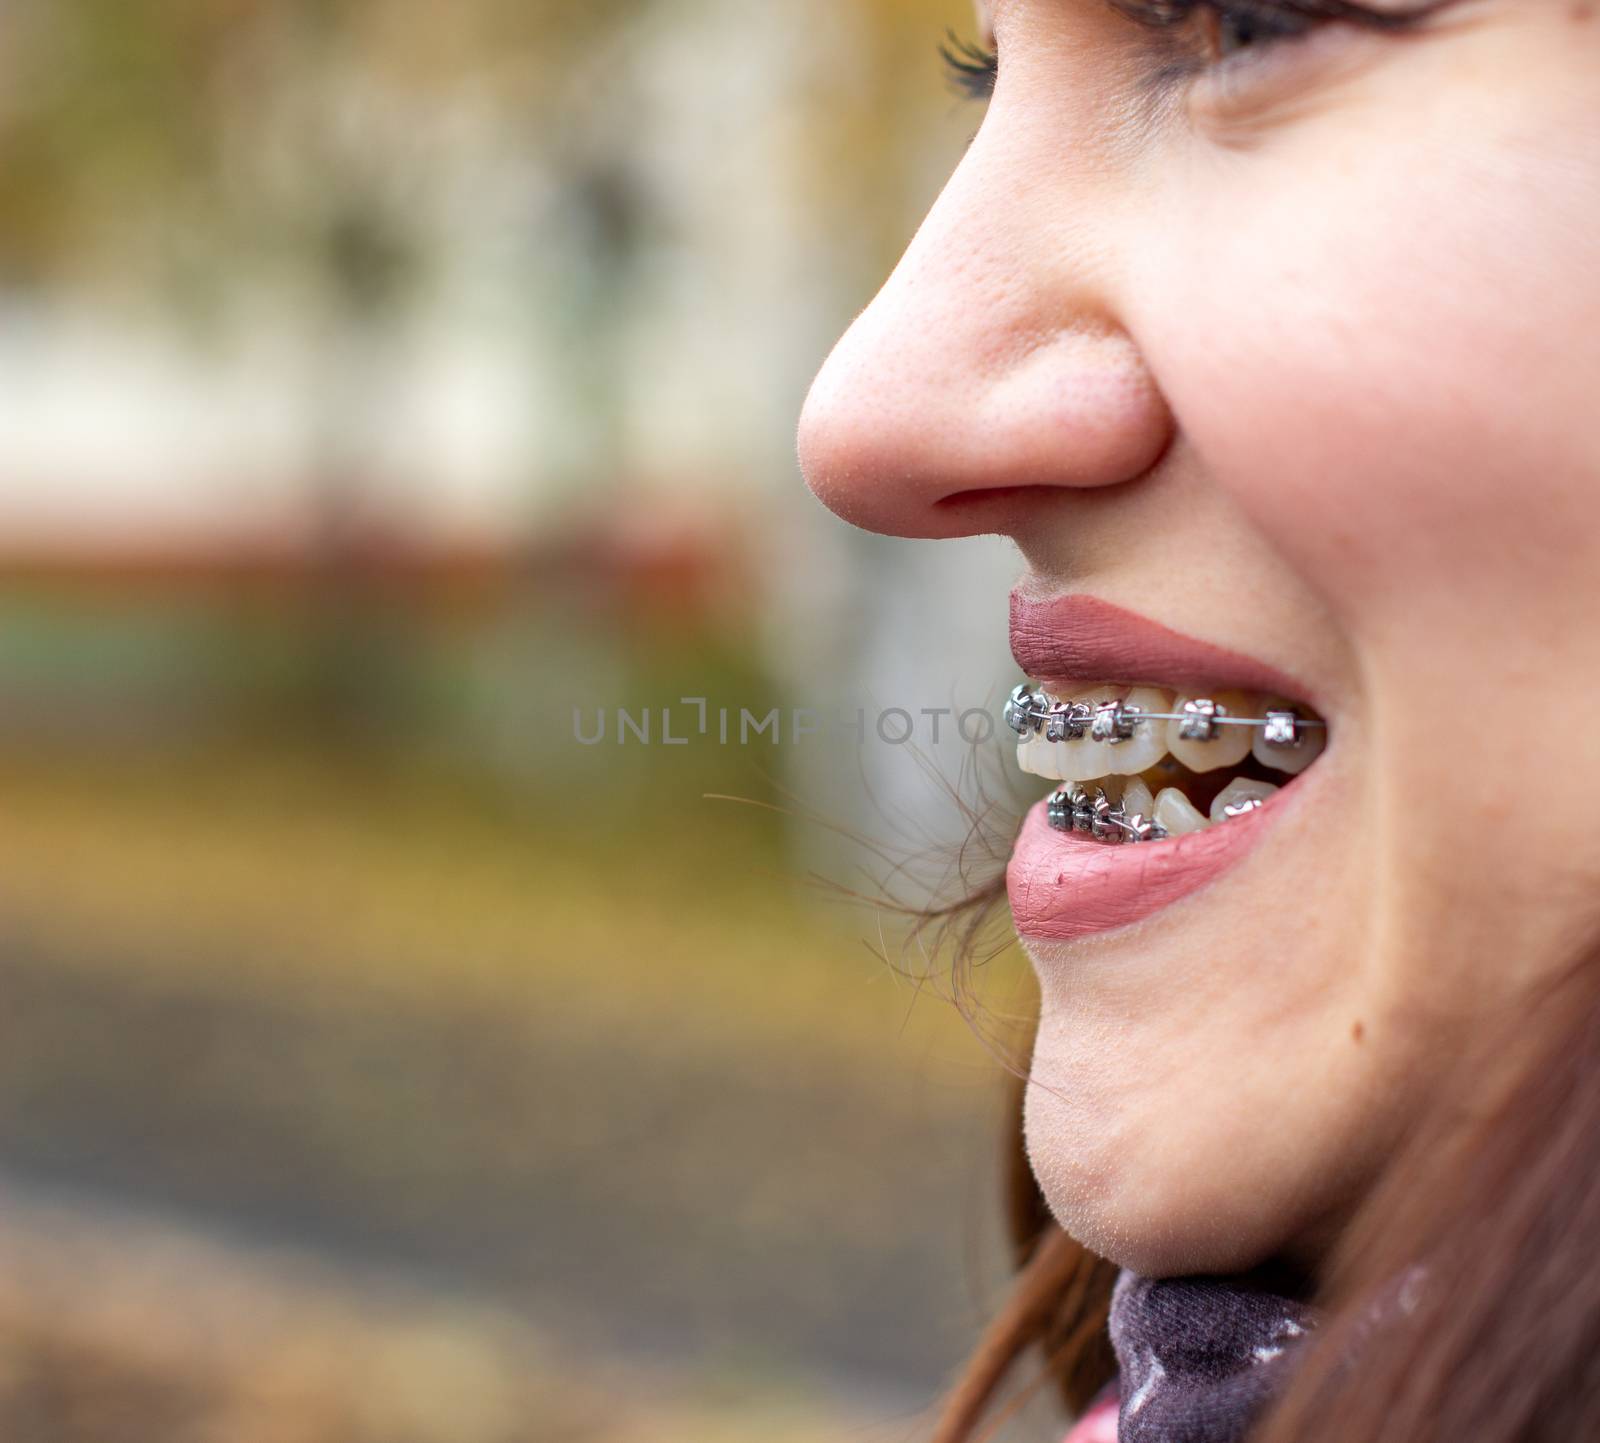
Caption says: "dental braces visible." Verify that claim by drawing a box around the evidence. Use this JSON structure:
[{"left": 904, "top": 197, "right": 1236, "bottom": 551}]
[
  {"left": 1004, "top": 683, "right": 1326, "bottom": 749},
  {"left": 1007, "top": 681, "right": 1323, "bottom": 846},
  {"left": 1045, "top": 782, "right": 1266, "bottom": 846},
  {"left": 1048, "top": 783, "right": 1169, "bottom": 844}
]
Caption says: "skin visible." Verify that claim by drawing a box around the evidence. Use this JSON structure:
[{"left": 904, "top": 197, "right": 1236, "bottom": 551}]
[{"left": 797, "top": 0, "right": 1600, "bottom": 1277}]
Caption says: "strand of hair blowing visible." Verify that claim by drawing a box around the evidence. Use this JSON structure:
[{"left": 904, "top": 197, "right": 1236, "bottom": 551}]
[
  {"left": 930, "top": 1026, "right": 1118, "bottom": 1443},
  {"left": 1255, "top": 951, "right": 1600, "bottom": 1443}
]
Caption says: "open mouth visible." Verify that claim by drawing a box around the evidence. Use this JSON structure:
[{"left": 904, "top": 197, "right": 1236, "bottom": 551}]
[
  {"left": 1005, "top": 682, "right": 1328, "bottom": 844},
  {"left": 1003, "top": 594, "right": 1333, "bottom": 941}
]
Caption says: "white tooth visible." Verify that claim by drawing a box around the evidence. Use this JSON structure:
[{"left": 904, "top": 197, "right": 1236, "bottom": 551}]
[
  {"left": 1082, "top": 685, "right": 1171, "bottom": 777},
  {"left": 1017, "top": 734, "right": 1063, "bottom": 780},
  {"left": 1050, "top": 737, "right": 1105, "bottom": 784},
  {"left": 1111, "top": 688, "right": 1176, "bottom": 776},
  {"left": 1166, "top": 690, "right": 1254, "bottom": 773},
  {"left": 1044, "top": 686, "right": 1172, "bottom": 782},
  {"left": 1047, "top": 686, "right": 1119, "bottom": 783},
  {"left": 1251, "top": 699, "right": 1327, "bottom": 775},
  {"left": 1120, "top": 777, "right": 1154, "bottom": 819},
  {"left": 1154, "top": 787, "right": 1208, "bottom": 836},
  {"left": 1209, "top": 776, "right": 1281, "bottom": 823}
]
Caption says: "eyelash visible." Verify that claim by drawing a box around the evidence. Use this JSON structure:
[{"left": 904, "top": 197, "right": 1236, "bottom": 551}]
[
  {"left": 940, "top": 0, "right": 1439, "bottom": 101},
  {"left": 940, "top": 33, "right": 1003, "bottom": 103}
]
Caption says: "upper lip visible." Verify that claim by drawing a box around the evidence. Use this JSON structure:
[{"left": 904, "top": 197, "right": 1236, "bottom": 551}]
[{"left": 1009, "top": 591, "right": 1316, "bottom": 701}]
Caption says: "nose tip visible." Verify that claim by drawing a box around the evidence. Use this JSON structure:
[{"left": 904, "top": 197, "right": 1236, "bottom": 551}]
[
  {"left": 797, "top": 175, "right": 1173, "bottom": 541},
  {"left": 799, "top": 320, "right": 1173, "bottom": 539}
]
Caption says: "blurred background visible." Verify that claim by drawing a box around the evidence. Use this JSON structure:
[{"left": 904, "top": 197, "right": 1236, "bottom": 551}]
[{"left": 0, "top": 2, "right": 1044, "bottom": 1438}]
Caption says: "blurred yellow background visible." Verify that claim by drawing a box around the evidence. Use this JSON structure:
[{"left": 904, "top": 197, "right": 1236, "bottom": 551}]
[{"left": 0, "top": 2, "right": 1046, "bottom": 1438}]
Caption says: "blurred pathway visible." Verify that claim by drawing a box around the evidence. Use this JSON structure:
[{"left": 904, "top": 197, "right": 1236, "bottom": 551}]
[
  {"left": 0, "top": 938, "right": 1009, "bottom": 1412},
  {"left": 0, "top": 1165, "right": 918, "bottom": 1442}
]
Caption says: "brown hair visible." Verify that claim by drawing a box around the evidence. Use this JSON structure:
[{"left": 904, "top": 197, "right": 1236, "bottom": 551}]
[
  {"left": 838, "top": 775, "right": 1121, "bottom": 1441},
  {"left": 1256, "top": 945, "right": 1600, "bottom": 1443},
  {"left": 928, "top": 1058, "right": 1118, "bottom": 1443}
]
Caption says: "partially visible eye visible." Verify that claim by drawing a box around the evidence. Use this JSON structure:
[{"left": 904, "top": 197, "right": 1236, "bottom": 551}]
[
  {"left": 1202, "top": 2, "right": 1319, "bottom": 61},
  {"left": 940, "top": 32, "right": 998, "bottom": 103},
  {"left": 1112, "top": 0, "right": 1350, "bottom": 76}
]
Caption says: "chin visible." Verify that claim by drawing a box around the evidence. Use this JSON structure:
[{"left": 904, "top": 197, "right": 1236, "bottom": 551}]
[{"left": 1022, "top": 1060, "right": 1306, "bottom": 1278}]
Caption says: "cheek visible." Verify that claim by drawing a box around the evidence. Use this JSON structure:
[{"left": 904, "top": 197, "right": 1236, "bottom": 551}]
[
  {"left": 1120, "top": 110, "right": 1600, "bottom": 1021},
  {"left": 1136, "top": 130, "right": 1600, "bottom": 643}
]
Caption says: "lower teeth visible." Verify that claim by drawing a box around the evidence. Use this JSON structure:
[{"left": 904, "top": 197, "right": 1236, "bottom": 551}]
[
  {"left": 1049, "top": 785, "right": 1166, "bottom": 844},
  {"left": 1046, "top": 776, "right": 1280, "bottom": 845},
  {"left": 1048, "top": 785, "right": 1167, "bottom": 844}
]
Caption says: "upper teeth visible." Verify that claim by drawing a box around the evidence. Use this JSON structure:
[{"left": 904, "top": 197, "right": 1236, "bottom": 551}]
[
  {"left": 1167, "top": 690, "right": 1255, "bottom": 773},
  {"left": 1006, "top": 682, "right": 1325, "bottom": 784},
  {"left": 1020, "top": 685, "right": 1175, "bottom": 782}
]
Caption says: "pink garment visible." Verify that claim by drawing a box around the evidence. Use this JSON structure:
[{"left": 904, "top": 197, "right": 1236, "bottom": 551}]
[{"left": 1063, "top": 1393, "right": 1119, "bottom": 1443}]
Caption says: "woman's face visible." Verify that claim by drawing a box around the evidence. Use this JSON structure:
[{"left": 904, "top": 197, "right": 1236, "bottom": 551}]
[{"left": 798, "top": 0, "right": 1600, "bottom": 1276}]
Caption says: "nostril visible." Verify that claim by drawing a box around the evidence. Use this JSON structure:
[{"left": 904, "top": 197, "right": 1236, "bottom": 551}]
[
  {"left": 935, "top": 484, "right": 1052, "bottom": 511},
  {"left": 798, "top": 358, "right": 1174, "bottom": 541}
]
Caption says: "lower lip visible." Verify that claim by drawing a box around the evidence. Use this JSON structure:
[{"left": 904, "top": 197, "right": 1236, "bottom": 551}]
[{"left": 1006, "top": 789, "right": 1294, "bottom": 941}]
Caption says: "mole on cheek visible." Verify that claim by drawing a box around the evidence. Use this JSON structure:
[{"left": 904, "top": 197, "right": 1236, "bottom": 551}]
[{"left": 1351, "top": 1020, "right": 1365, "bottom": 1044}]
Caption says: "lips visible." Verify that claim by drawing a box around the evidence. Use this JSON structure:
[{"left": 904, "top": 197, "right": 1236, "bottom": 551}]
[
  {"left": 1010, "top": 593, "right": 1316, "bottom": 698},
  {"left": 1007, "top": 797, "right": 1292, "bottom": 941},
  {"left": 1006, "top": 593, "right": 1322, "bottom": 941}
]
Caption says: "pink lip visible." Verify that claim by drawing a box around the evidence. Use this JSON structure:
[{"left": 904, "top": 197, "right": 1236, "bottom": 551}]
[
  {"left": 1006, "top": 592, "right": 1320, "bottom": 940},
  {"left": 1007, "top": 797, "right": 1284, "bottom": 941},
  {"left": 1010, "top": 593, "right": 1314, "bottom": 699}
]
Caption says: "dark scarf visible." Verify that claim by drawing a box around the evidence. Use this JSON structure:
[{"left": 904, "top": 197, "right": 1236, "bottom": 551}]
[{"left": 1109, "top": 1268, "right": 1321, "bottom": 1443}]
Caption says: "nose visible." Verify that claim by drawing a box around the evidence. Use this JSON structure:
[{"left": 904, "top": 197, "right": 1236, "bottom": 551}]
[{"left": 796, "top": 116, "right": 1173, "bottom": 541}]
